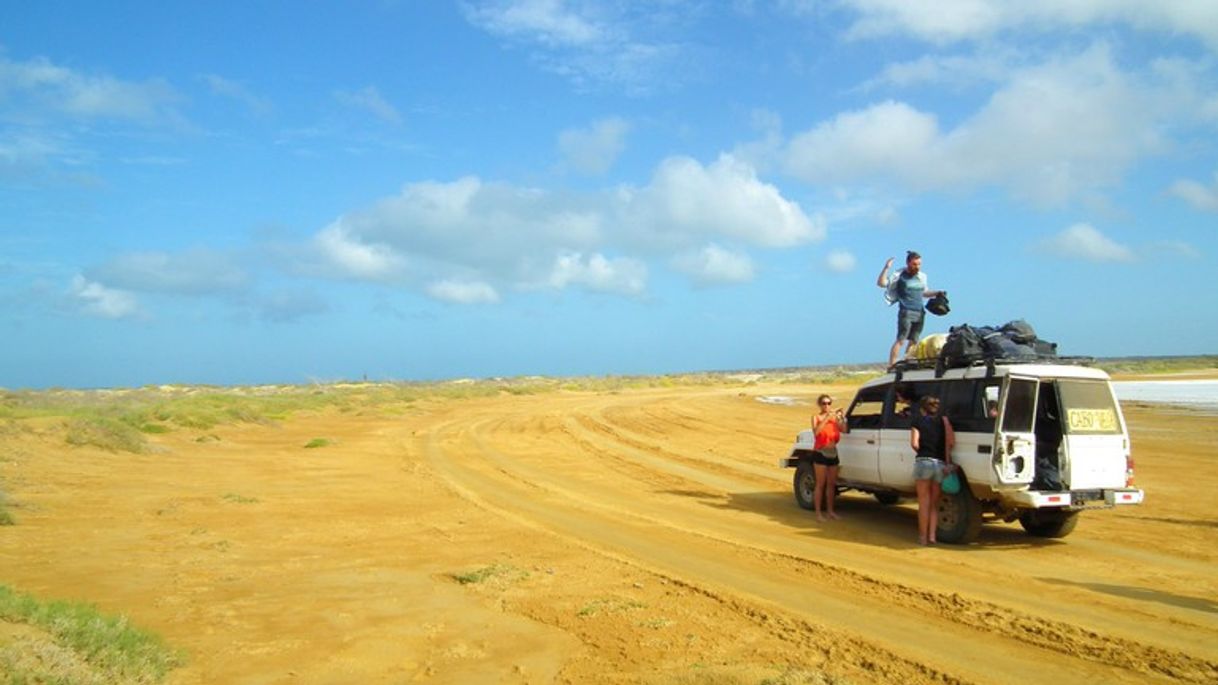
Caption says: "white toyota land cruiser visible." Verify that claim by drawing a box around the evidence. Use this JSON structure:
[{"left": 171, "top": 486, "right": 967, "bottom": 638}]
[{"left": 780, "top": 359, "right": 1144, "bottom": 543}]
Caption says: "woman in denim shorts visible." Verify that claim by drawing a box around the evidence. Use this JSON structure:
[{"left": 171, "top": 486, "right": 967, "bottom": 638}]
[{"left": 910, "top": 396, "right": 955, "bottom": 545}]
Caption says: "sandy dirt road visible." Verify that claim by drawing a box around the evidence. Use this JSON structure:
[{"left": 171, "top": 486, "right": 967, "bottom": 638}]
[{"left": 2, "top": 383, "right": 1217, "bottom": 684}]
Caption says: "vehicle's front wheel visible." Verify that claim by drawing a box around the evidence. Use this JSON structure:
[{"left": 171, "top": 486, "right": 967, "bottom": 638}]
[
  {"left": 793, "top": 461, "right": 816, "bottom": 511},
  {"left": 1019, "top": 509, "right": 1079, "bottom": 538},
  {"left": 937, "top": 486, "right": 983, "bottom": 544}
]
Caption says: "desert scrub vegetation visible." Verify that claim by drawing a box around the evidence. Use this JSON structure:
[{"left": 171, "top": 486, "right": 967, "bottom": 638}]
[
  {"left": 450, "top": 563, "right": 529, "bottom": 586},
  {"left": 303, "top": 437, "right": 330, "bottom": 449},
  {"left": 0, "top": 584, "right": 183, "bottom": 684}
]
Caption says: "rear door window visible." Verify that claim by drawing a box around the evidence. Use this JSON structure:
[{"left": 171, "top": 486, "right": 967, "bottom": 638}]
[
  {"left": 1057, "top": 379, "right": 1123, "bottom": 435},
  {"left": 1001, "top": 378, "right": 1038, "bottom": 433}
]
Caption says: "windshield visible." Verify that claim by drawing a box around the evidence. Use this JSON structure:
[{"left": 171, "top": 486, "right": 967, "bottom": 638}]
[{"left": 1057, "top": 379, "right": 1123, "bottom": 435}]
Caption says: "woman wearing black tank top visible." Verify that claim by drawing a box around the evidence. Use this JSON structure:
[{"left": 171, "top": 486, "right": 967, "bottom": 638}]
[{"left": 910, "top": 396, "right": 955, "bottom": 545}]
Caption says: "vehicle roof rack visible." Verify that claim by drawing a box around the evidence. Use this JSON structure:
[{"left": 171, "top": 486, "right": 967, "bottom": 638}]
[{"left": 889, "top": 355, "right": 1097, "bottom": 377}]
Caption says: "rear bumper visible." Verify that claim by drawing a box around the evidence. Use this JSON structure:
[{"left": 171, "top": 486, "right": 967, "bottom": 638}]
[{"left": 1007, "top": 488, "right": 1143, "bottom": 509}]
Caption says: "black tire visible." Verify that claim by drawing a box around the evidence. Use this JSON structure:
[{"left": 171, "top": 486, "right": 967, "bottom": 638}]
[
  {"left": 937, "top": 486, "right": 983, "bottom": 544},
  {"left": 793, "top": 461, "right": 816, "bottom": 511},
  {"left": 873, "top": 491, "right": 901, "bottom": 506},
  {"left": 1019, "top": 509, "right": 1080, "bottom": 538}
]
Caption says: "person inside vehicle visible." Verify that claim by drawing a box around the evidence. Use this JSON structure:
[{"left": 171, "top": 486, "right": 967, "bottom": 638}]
[
  {"left": 877, "top": 251, "right": 948, "bottom": 368},
  {"left": 910, "top": 395, "right": 955, "bottom": 545},
  {"left": 811, "top": 394, "right": 845, "bottom": 521}
]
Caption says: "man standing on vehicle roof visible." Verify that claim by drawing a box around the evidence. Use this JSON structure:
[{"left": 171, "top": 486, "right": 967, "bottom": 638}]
[{"left": 877, "top": 251, "right": 947, "bottom": 368}]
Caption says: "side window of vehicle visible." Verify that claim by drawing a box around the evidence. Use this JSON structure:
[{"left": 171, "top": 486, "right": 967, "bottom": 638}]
[
  {"left": 940, "top": 380, "right": 977, "bottom": 430},
  {"left": 885, "top": 383, "right": 917, "bottom": 429},
  {"left": 884, "top": 381, "right": 941, "bottom": 429},
  {"left": 846, "top": 386, "right": 887, "bottom": 430}
]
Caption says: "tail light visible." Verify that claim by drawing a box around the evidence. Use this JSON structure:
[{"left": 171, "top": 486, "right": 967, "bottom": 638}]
[{"left": 1125, "top": 455, "right": 1135, "bottom": 487}]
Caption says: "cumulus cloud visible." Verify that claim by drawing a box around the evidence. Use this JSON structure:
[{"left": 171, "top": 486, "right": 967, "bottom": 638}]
[
  {"left": 308, "top": 154, "right": 821, "bottom": 302},
  {"left": 1036, "top": 223, "right": 1134, "bottom": 262},
  {"left": 546, "top": 252, "right": 646, "bottom": 295},
  {"left": 1168, "top": 172, "right": 1218, "bottom": 212},
  {"left": 633, "top": 154, "right": 824, "bottom": 248},
  {"left": 838, "top": 0, "right": 1218, "bottom": 50},
  {"left": 425, "top": 279, "right": 501, "bottom": 304},
  {"left": 784, "top": 45, "right": 1180, "bottom": 205},
  {"left": 87, "top": 249, "right": 250, "bottom": 295},
  {"left": 558, "top": 117, "right": 629, "bottom": 175},
  {"left": 69, "top": 275, "right": 142, "bottom": 319},
  {"left": 315, "top": 224, "right": 409, "bottom": 282},
  {"left": 672, "top": 244, "right": 755, "bottom": 285},
  {"left": 334, "top": 86, "right": 402, "bottom": 125},
  {"left": 825, "top": 249, "right": 857, "bottom": 273}
]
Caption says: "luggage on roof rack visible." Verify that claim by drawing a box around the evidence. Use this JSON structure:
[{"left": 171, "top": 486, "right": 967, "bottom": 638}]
[{"left": 889, "top": 320, "right": 1086, "bottom": 376}]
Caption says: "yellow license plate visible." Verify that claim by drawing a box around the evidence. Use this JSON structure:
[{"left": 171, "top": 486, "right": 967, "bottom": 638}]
[{"left": 1066, "top": 408, "right": 1117, "bottom": 432}]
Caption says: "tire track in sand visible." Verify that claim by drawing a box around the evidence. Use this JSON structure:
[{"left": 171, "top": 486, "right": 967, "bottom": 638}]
[{"left": 416, "top": 409, "right": 1217, "bottom": 685}]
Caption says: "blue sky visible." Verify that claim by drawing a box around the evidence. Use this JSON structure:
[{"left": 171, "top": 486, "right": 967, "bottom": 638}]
[{"left": 3, "top": 1, "right": 1216, "bottom": 389}]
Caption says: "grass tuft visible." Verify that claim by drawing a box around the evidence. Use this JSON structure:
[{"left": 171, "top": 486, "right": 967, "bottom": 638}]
[
  {"left": 303, "top": 438, "right": 330, "bottom": 449},
  {"left": 451, "top": 563, "right": 528, "bottom": 586},
  {"left": 221, "top": 493, "right": 258, "bottom": 504},
  {"left": 0, "top": 584, "right": 183, "bottom": 684}
]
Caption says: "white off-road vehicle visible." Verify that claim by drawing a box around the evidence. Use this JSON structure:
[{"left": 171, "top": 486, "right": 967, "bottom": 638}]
[{"left": 780, "top": 359, "right": 1143, "bottom": 543}]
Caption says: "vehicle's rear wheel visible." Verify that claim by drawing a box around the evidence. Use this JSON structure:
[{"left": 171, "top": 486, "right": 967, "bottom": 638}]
[
  {"left": 874, "top": 491, "right": 901, "bottom": 505},
  {"left": 1019, "top": 509, "right": 1079, "bottom": 538},
  {"left": 793, "top": 461, "right": 816, "bottom": 511},
  {"left": 937, "top": 486, "right": 982, "bottom": 544}
]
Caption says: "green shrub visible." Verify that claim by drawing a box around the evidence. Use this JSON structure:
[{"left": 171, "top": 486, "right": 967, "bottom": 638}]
[
  {"left": 303, "top": 438, "right": 330, "bottom": 449},
  {"left": 65, "top": 417, "right": 147, "bottom": 454},
  {"left": 0, "top": 584, "right": 183, "bottom": 683}
]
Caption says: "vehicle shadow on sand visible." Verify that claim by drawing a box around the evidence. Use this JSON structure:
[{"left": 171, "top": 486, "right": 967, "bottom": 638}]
[
  {"left": 663, "top": 489, "right": 1065, "bottom": 551},
  {"left": 1038, "top": 577, "right": 1218, "bottom": 614}
]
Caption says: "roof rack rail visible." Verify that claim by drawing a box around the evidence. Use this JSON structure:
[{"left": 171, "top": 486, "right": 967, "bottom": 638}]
[{"left": 888, "top": 355, "right": 1096, "bottom": 375}]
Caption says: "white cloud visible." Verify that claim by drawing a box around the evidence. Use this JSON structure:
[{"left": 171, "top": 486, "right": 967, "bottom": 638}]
[
  {"left": 462, "top": 0, "right": 687, "bottom": 93},
  {"left": 839, "top": 0, "right": 1218, "bottom": 50},
  {"left": 634, "top": 154, "right": 824, "bottom": 248},
  {"left": 547, "top": 252, "right": 646, "bottom": 295},
  {"left": 1036, "top": 223, "right": 1134, "bottom": 262},
  {"left": 784, "top": 45, "right": 1179, "bottom": 205},
  {"left": 307, "top": 154, "right": 821, "bottom": 300},
  {"left": 464, "top": 0, "right": 608, "bottom": 47},
  {"left": 334, "top": 86, "right": 402, "bottom": 125},
  {"left": 426, "top": 279, "right": 501, "bottom": 304},
  {"left": 315, "top": 223, "right": 408, "bottom": 281},
  {"left": 558, "top": 117, "right": 629, "bottom": 175},
  {"left": 1168, "top": 172, "right": 1218, "bottom": 212},
  {"left": 0, "top": 55, "right": 182, "bottom": 123},
  {"left": 69, "top": 275, "right": 142, "bottom": 319},
  {"left": 672, "top": 244, "right": 755, "bottom": 285},
  {"left": 88, "top": 249, "right": 249, "bottom": 295},
  {"left": 825, "top": 249, "right": 857, "bottom": 273}
]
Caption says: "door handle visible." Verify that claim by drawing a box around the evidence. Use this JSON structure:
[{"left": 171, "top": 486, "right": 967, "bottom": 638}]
[
  {"left": 867, "top": 439, "right": 876, "bottom": 444},
  {"left": 978, "top": 445, "right": 992, "bottom": 454}
]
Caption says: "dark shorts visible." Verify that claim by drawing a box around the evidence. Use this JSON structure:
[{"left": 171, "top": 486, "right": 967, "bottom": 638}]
[
  {"left": 897, "top": 307, "right": 925, "bottom": 342},
  {"left": 812, "top": 449, "right": 840, "bottom": 467}
]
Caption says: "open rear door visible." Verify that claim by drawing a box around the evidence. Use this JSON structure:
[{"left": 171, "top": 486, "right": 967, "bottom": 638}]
[{"left": 994, "top": 375, "right": 1037, "bottom": 485}]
